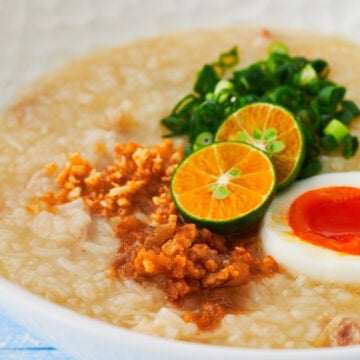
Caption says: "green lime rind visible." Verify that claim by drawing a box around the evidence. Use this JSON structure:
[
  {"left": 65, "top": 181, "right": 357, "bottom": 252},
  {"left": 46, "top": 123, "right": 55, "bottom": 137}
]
[
  {"left": 170, "top": 142, "right": 277, "bottom": 234},
  {"left": 173, "top": 189, "right": 276, "bottom": 234},
  {"left": 276, "top": 109, "right": 306, "bottom": 191}
]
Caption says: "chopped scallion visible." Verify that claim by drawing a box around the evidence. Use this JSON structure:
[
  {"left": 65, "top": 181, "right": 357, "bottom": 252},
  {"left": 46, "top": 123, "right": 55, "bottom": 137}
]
[
  {"left": 214, "top": 79, "right": 234, "bottom": 102},
  {"left": 194, "top": 65, "right": 219, "bottom": 95},
  {"left": 268, "top": 41, "right": 289, "bottom": 55},
  {"left": 193, "top": 131, "right": 214, "bottom": 150},
  {"left": 337, "top": 100, "right": 360, "bottom": 125},
  {"left": 320, "top": 134, "right": 338, "bottom": 153},
  {"left": 317, "top": 85, "right": 346, "bottom": 114},
  {"left": 311, "top": 59, "right": 330, "bottom": 79},
  {"left": 217, "top": 46, "right": 239, "bottom": 70},
  {"left": 299, "top": 64, "right": 318, "bottom": 85},
  {"left": 160, "top": 43, "right": 359, "bottom": 180},
  {"left": 343, "top": 134, "right": 359, "bottom": 159},
  {"left": 324, "top": 118, "right": 349, "bottom": 144}
]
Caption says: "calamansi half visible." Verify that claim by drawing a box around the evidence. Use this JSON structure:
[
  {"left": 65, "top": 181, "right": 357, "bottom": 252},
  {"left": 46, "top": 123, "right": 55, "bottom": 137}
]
[
  {"left": 171, "top": 141, "right": 276, "bottom": 233},
  {"left": 216, "top": 103, "right": 305, "bottom": 190}
]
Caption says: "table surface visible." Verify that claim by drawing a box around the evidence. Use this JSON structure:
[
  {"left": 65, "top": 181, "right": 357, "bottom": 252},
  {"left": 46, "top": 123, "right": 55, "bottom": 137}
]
[{"left": 0, "top": 312, "right": 75, "bottom": 359}]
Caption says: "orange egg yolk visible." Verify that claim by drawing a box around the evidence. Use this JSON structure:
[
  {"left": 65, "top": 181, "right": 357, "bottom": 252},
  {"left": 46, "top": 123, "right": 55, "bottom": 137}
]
[{"left": 288, "top": 186, "right": 360, "bottom": 255}]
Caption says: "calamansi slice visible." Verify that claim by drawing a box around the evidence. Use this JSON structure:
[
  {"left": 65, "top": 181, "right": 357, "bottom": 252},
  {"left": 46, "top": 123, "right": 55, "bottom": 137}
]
[
  {"left": 171, "top": 141, "right": 276, "bottom": 233},
  {"left": 215, "top": 103, "right": 305, "bottom": 190}
]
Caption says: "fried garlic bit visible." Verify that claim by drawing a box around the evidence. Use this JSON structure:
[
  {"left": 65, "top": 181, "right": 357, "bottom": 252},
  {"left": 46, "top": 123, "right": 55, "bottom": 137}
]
[{"left": 39, "top": 140, "right": 183, "bottom": 218}]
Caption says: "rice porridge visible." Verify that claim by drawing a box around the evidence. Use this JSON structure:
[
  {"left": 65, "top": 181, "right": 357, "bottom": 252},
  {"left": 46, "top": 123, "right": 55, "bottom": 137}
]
[{"left": 1, "top": 26, "right": 360, "bottom": 349}]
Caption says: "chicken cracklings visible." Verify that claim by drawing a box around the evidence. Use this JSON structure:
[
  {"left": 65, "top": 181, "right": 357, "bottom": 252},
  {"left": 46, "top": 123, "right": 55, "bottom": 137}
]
[{"left": 32, "top": 140, "right": 278, "bottom": 329}]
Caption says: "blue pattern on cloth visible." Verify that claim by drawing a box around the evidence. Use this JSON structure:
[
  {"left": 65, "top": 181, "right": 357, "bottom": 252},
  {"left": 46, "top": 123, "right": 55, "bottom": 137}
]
[{"left": 0, "top": 313, "right": 75, "bottom": 359}]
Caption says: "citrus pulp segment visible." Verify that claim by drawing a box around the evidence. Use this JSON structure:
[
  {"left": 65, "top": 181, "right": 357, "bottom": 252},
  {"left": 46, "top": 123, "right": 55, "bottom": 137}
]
[
  {"left": 171, "top": 141, "right": 276, "bottom": 233},
  {"left": 215, "top": 103, "right": 305, "bottom": 190}
]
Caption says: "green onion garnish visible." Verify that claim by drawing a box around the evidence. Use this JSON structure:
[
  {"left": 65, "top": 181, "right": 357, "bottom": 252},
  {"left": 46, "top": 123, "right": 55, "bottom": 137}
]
[
  {"left": 299, "top": 64, "right": 318, "bottom": 85},
  {"left": 268, "top": 41, "right": 289, "bottom": 55},
  {"left": 160, "top": 42, "right": 360, "bottom": 179},
  {"left": 324, "top": 118, "right": 349, "bottom": 144},
  {"left": 193, "top": 131, "right": 214, "bottom": 151},
  {"left": 214, "top": 79, "right": 234, "bottom": 103},
  {"left": 343, "top": 134, "right": 359, "bottom": 159}
]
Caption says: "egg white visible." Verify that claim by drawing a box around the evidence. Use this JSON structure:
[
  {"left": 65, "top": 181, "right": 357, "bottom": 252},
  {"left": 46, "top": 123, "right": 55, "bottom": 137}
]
[{"left": 260, "top": 171, "right": 360, "bottom": 284}]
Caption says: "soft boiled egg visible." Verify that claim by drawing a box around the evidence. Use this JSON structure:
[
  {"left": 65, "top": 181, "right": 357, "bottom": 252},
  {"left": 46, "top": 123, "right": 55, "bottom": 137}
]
[{"left": 261, "top": 171, "right": 360, "bottom": 284}]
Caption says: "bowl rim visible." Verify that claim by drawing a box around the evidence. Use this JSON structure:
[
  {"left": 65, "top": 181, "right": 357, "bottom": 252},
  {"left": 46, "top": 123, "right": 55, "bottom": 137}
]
[{"left": 1, "top": 275, "right": 359, "bottom": 359}]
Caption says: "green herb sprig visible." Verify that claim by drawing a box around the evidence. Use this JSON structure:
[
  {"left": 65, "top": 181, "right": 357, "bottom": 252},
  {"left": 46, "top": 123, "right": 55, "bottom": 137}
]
[{"left": 160, "top": 42, "right": 359, "bottom": 178}]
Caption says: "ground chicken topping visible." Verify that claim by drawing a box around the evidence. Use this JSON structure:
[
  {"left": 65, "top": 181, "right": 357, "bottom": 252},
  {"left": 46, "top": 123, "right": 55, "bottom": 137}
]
[
  {"left": 113, "top": 217, "right": 277, "bottom": 329},
  {"left": 35, "top": 140, "right": 278, "bottom": 330}
]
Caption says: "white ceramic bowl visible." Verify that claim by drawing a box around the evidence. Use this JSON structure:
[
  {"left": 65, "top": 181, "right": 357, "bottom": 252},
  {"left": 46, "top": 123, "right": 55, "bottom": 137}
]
[
  {"left": 2, "top": 275, "right": 360, "bottom": 360},
  {"left": 1, "top": 1, "right": 360, "bottom": 359}
]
